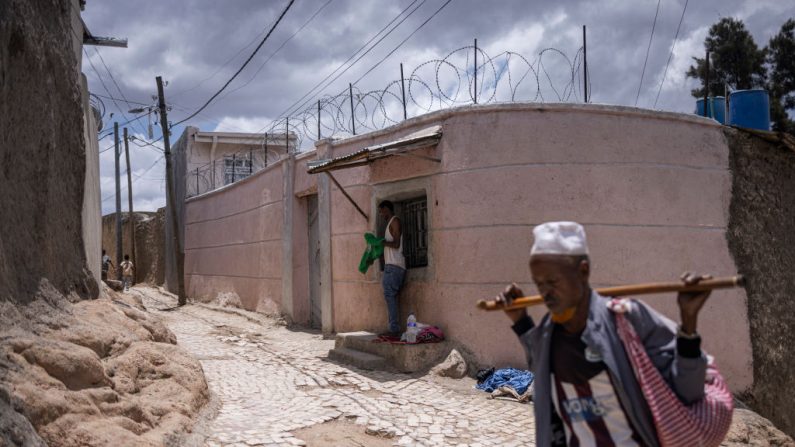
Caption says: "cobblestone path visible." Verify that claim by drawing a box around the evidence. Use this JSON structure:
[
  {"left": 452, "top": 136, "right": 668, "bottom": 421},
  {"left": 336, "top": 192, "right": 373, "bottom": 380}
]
[{"left": 134, "top": 286, "right": 535, "bottom": 447}]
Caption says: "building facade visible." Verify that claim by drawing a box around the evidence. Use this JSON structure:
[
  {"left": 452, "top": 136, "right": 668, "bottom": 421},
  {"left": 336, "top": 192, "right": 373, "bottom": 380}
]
[{"left": 179, "top": 103, "right": 754, "bottom": 393}]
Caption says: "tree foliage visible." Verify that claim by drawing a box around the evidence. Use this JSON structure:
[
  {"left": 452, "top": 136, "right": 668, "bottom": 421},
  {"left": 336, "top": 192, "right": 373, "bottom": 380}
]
[
  {"left": 767, "top": 19, "right": 795, "bottom": 132},
  {"left": 686, "top": 18, "right": 766, "bottom": 98}
]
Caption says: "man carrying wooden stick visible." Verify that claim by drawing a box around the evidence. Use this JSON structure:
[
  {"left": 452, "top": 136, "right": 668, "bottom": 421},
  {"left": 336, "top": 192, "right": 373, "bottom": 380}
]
[{"left": 496, "top": 221, "right": 716, "bottom": 446}]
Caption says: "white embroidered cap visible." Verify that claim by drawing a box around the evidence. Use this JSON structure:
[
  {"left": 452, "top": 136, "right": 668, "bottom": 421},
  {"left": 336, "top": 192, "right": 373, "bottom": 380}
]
[{"left": 530, "top": 221, "right": 589, "bottom": 256}]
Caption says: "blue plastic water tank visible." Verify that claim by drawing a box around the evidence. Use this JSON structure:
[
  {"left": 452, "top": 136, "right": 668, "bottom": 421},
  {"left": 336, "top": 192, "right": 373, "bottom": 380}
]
[
  {"left": 729, "top": 89, "right": 770, "bottom": 130},
  {"left": 694, "top": 97, "right": 726, "bottom": 124}
]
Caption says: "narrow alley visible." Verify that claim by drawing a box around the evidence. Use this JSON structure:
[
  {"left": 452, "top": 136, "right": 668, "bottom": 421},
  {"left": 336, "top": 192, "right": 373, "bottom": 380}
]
[{"left": 132, "top": 286, "right": 535, "bottom": 447}]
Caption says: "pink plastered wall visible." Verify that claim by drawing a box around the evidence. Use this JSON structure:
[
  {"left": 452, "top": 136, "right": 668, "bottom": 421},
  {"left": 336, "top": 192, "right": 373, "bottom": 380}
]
[
  {"left": 184, "top": 161, "right": 285, "bottom": 313},
  {"left": 183, "top": 103, "right": 752, "bottom": 392},
  {"left": 321, "top": 103, "right": 751, "bottom": 392}
]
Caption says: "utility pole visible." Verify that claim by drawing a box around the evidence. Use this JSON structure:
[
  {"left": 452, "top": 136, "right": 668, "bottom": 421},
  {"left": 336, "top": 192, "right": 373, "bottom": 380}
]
[
  {"left": 123, "top": 128, "right": 136, "bottom": 283},
  {"left": 114, "top": 122, "right": 122, "bottom": 281},
  {"left": 157, "top": 76, "right": 187, "bottom": 305}
]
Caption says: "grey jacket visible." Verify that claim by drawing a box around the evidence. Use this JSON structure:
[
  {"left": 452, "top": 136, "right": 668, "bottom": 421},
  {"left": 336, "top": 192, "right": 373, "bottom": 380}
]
[{"left": 517, "top": 291, "right": 707, "bottom": 447}]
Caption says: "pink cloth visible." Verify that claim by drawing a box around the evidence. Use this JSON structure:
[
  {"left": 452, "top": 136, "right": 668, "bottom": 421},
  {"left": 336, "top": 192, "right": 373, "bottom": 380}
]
[{"left": 608, "top": 298, "right": 733, "bottom": 447}]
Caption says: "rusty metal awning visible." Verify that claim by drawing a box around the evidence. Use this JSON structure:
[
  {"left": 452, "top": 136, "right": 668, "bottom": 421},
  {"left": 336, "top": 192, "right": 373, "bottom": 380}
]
[{"left": 307, "top": 125, "right": 442, "bottom": 174}]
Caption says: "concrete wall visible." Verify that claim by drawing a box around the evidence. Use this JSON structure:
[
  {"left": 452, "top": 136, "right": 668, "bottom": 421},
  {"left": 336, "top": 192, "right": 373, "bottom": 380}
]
[
  {"left": 183, "top": 103, "right": 753, "bottom": 392},
  {"left": 184, "top": 161, "right": 287, "bottom": 312},
  {"left": 725, "top": 128, "right": 795, "bottom": 436}
]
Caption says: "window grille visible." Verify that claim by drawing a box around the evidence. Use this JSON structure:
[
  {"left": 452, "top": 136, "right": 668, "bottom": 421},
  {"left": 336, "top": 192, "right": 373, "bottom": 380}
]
[
  {"left": 223, "top": 155, "right": 252, "bottom": 185},
  {"left": 400, "top": 197, "right": 428, "bottom": 268}
]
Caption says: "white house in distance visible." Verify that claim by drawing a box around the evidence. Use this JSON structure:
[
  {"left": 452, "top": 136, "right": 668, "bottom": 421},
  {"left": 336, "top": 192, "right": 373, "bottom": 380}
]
[
  {"left": 164, "top": 127, "right": 297, "bottom": 293},
  {"left": 172, "top": 128, "right": 297, "bottom": 198}
]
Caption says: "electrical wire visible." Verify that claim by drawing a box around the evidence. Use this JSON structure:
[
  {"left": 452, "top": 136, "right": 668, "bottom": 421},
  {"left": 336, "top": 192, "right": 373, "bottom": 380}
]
[
  {"left": 171, "top": 0, "right": 296, "bottom": 127},
  {"left": 169, "top": 13, "right": 281, "bottom": 100},
  {"left": 91, "top": 47, "right": 150, "bottom": 136},
  {"left": 635, "top": 0, "right": 662, "bottom": 106},
  {"left": 274, "top": 0, "right": 424, "bottom": 121},
  {"left": 92, "top": 93, "right": 151, "bottom": 107},
  {"left": 217, "top": 0, "right": 334, "bottom": 101},
  {"left": 98, "top": 113, "right": 151, "bottom": 140},
  {"left": 653, "top": 0, "right": 689, "bottom": 108},
  {"left": 101, "top": 155, "right": 165, "bottom": 203},
  {"left": 352, "top": 0, "right": 455, "bottom": 86}
]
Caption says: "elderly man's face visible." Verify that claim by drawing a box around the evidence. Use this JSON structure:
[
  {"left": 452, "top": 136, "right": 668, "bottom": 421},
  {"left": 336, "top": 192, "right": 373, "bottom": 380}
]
[{"left": 529, "top": 255, "right": 589, "bottom": 315}]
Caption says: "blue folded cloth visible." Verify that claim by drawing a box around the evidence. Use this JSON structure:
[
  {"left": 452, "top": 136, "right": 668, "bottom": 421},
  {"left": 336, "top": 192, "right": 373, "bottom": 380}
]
[{"left": 475, "top": 367, "right": 534, "bottom": 395}]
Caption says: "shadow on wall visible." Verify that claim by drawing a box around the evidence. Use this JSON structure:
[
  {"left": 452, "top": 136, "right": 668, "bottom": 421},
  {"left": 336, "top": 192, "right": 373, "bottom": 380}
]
[{"left": 725, "top": 127, "right": 795, "bottom": 438}]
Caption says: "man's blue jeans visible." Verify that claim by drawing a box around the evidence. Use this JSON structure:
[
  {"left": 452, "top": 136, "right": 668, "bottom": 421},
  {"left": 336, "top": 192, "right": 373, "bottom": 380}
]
[{"left": 382, "top": 264, "right": 406, "bottom": 333}]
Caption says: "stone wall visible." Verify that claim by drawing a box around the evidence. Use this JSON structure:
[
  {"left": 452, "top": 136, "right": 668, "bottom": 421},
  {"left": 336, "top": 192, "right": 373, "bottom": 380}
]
[
  {"left": 726, "top": 128, "right": 795, "bottom": 437},
  {"left": 0, "top": 0, "right": 96, "bottom": 304},
  {"left": 101, "top": 210, "right": 165, "bottom": 285}
]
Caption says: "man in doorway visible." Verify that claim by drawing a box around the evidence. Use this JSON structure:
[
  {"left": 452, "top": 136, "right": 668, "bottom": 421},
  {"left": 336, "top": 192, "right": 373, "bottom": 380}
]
[
  {"left": 496, "top": 221, "right": 712, "bottom": 446},
  {"left": 378, "top": 200, "right": 405, "bottom": 336},
  {"left": 101, "top": 249, "right": 114, "bottom": 282}
]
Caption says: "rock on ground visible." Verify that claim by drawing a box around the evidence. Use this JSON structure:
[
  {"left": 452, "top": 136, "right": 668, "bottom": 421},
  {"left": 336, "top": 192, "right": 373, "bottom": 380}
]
[
  {"left": 430, "top": 348, "right": 468, "bottom": 379},
  {"left": 723, "top": 408, "right": 795, "bottom": 446},
  {"left": 0, "top": 283, "right": 209, "bottom": 446}
]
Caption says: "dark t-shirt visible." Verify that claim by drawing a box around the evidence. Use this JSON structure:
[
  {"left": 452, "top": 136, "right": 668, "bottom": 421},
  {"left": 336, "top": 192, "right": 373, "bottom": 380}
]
[{"left": 550, "top": 324, "right": 643, "bottom": 446}]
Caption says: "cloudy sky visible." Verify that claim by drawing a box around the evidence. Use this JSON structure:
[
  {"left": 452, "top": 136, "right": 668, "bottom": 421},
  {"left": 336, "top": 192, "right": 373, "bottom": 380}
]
[{"left": 80, "top": 0, "right": 795, "bottom": 215}]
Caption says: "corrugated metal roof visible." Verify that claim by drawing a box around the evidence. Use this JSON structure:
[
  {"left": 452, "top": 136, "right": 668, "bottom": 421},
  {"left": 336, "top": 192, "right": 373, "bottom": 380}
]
[{"left": 307, "top": 125, "right": 442, "bottom": 174}]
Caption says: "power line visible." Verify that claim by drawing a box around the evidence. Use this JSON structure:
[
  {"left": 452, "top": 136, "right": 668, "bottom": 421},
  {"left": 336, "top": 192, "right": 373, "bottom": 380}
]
[
  {"left": 169, "top": 14, "right": 279, "bottom": 100},
  {"left": 92, "top": 92, "right": 151, "bottom": 107},
  {"left": 274, "top": 0, "right": 424, "bottom": 121},
  {"left": 352, "top": 0, "right": 455, "bottom": 86},
  {"left": 172, "top": 0, "right": 296, "bottom": 127},
  {"left": 102, "top": 155, "right": 165, "bottom": 202},
  {"left": 654, "top": 0, "right": 690, "bottom": 108},
  {"left": 91, "top": 47, "right": 149, "bottom": 136},
  {"left": 98, "top": 113, "right": 150, "bottom": 139},
  {"left": 635, "top": 0, "right": 662, "bottom": 106},
  {"left": 217, "top": 0, "right": 334, "bottom": 102}
]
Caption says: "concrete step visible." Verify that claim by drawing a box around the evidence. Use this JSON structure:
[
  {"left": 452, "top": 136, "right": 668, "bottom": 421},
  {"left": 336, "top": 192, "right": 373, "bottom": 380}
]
[
  {"left": 334, "top": 331, "right": 449, "bottom": 373},
  {"left": 328, "top": 347, "right": 387, "bottom": 371}
]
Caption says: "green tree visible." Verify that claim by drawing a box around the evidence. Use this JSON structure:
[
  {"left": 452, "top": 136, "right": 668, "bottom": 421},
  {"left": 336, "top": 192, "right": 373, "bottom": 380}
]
[
  {"left": 686, "top": 18, "right": 766, "bottom": 98},
  {"left": 767, "top": 19, "right": 795, "bottom": 133}
]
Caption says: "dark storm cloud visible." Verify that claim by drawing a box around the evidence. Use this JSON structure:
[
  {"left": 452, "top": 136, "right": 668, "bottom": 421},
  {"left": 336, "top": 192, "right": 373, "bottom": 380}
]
[{"left": 82, "top": 0, "right": 795, "bottom": 212}]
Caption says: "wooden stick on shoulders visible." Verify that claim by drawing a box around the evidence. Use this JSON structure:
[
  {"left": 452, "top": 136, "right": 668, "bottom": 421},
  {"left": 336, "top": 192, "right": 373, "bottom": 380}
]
[{"left": 476, "top": 275, "right": 744, "bottom": 311}]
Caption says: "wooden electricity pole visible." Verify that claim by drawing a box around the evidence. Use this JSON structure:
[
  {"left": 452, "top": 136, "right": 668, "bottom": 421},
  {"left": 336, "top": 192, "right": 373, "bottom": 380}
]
[
  {"left": 123, "top": 127, "right": 137, "bottom": 283},
  {"left": 156, "top": 76, "right": 187, "bottom": 305},
  {"left": 114, "top": 122, "right": 122, "bottom": 281}
]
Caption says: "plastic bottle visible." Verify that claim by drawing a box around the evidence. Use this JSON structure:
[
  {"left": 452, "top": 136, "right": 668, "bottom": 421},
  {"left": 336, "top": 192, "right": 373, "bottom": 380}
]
[{"left": 406, "top": 313, "right": 418, "bottom": 344}]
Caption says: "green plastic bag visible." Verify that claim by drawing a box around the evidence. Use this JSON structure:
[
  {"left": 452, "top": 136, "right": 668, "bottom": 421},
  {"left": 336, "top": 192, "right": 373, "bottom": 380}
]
[{"left": 358, "top": 232, "right": 385, "bottom": 274}]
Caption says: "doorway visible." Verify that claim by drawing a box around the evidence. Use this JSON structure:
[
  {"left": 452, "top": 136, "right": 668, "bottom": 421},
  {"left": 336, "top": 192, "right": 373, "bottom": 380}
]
[{"left": 307, "top": 195, "right": 321, "bottom": 329}]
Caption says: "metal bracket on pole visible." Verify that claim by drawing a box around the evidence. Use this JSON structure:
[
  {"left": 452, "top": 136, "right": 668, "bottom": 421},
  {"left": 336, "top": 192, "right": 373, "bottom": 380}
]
[{"left": 325, "top": 172, "right": 368, "bottom": 221}]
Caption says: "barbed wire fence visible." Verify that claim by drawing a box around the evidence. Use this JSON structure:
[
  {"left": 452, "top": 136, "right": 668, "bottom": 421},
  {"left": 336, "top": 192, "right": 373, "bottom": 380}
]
[{"left": 186, "top": 42, "right": 590, "bottom": 198}]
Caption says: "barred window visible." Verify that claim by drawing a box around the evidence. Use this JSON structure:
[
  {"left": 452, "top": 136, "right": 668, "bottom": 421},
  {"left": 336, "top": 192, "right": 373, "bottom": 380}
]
[
  {"left": 399, "top": 197, "right": 428, "bottom": 269},
  {"left": 223, "top": 155, "right": 252, "bottom": 185}
]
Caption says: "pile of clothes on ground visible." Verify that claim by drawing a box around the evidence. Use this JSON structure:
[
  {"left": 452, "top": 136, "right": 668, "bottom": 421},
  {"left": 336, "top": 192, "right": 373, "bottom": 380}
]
[
  {"left": 373, "top": 325, "right": 445, "bottom": 344},
  {"left": 475, "top": 367, "right": 535, "bottom": 403}
]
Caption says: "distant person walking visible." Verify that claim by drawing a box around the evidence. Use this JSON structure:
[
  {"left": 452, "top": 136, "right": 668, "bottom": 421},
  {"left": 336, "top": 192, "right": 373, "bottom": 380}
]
[
  {"left": 378, "top": 200, "right": 405, "bottom": 336},
  {"left": 120, "top": 255, "right": 135, "bottom": 292},
  {"left": 101, "top": 249, "right": 114, "bottom": 282}
]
